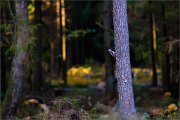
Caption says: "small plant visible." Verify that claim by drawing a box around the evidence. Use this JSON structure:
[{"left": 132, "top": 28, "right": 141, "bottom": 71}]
[
  {"left": 88, "top": 107, "right": 99, "bottom": 120},
  {"left": 143, "top": 112, "right": 150, "bottom": 120}
]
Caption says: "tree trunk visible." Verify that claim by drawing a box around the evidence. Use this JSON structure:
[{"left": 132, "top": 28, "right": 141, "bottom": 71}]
[
  {"left": 80, "top": 38, "right": 85, "bottom": 64},
  {"left": 1, "top": 45, "right": 6, "bottom": 100},
  {"left": 103, "top": 0, "right": 114, "bottom": 96},
  {"left": 149, "top": 1, "right": 158, "bottom": 87},
  {"left": 2, "top": 0, "right": 28, "bottom": 118},
  {"left": 161, "top": 3, "right": 171, "bottom": 91},
  {"left": 112, "top": 0, "right": 136, "bottom": 119},
  {"left": 50, "top": 3, "right": 56, "bottom": 76},
  {"left": 33, "top": 0, "right": 43, "bottom": 93},
  {"left": 1, "top": 7, "right": 7, "bottom": 101},
  {"left": 56, "top": 0, "right": 62, "bottom": 77},
  {"left": 61, "top": 0, "right": 67, "bottom": 85},
  {"left": 67, "top": 39, "right": 72, "bottom": 69},
  {"left": 171, "top": 41, "right": 179, "bottom": 98}
]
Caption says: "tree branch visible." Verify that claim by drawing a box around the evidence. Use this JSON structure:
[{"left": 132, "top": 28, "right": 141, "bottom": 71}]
[{"left": 95, "top": 21, "right": 113, "bottom": 33}]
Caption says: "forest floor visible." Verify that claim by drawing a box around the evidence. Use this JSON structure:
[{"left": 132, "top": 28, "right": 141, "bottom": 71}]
[
  {"left": 16, "top": 86, "right": 179, "bottom": 120},
  {"left": 9, "top": 66, "right": 180, "bottom": 119}
]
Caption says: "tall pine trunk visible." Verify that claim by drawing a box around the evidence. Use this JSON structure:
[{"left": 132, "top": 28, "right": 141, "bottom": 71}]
[
  {"left": 2, "top": 0, "right": 28, "bottom": 118},
  {"left": 61, "top": 0, "right": 67, "bottom": 85},
  {"left": 149, "top": 1, "right": 158, "bottom": 87},
  {"left": 112, "top": 0, "right": 136, "bottom": 119}
]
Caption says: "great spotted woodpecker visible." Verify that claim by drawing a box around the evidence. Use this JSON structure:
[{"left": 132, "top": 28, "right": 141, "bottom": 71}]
[{"left": 108, "top": 49, "right": 115, "bottom": 58}]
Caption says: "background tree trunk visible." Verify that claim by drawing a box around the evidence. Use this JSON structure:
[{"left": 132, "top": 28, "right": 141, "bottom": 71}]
[
  {"left": 103, "top": 0, "right": 114, "bottom": 96},
  {"left": 112, "top": 0, "right": 136, "bottom": 119},
  {"left": 149, "top": 1, "right": 158, "bottom": 87},
  {"left": 56, "top": 0, "right": 62, "bottom": 77},
  {"left": 49, "top": 2, "right": 56, "bottom": 76},
  {"left": 171, "top": 40, "right": 179, "bottom": 98},
  {"left": 2, "top": 0, "right": 28, "bottom": 117},
  {"left": 161, "top": 3, "right": 171, "bottom": 91},
  {"left": 33, "top": 0, "right": 43, "bottom": 93},
  {"left": 1, "top": 45, "right": 6, "bottom": 100},
  {"left": 1, "top": 6, "right": 8, "bottom": 101},
  {"left": 61, "top": 0, "right": 67, "bottom": 85}
]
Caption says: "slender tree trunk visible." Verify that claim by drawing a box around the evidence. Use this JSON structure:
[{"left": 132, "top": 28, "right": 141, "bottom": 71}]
[
  {"left": 56, "top": 0, "right": 62, "bottom": 77},
  {"left": 76, "top": 40, "right": 80, "bottom": 64},
  {"left": 73, "top": 5, "right": 79, "bottom": 65},
  {"left": 104, "top": 0, "right": 114, "bottom": 96},
  {"left": 171, "top": 41, "right": 179, "bottom": 98},
  {"left": 149, "top": 1, "right": 158, "bottom": 87},
  {"left": 2, "top": 0, "right": 28, "bottom": 117},
  {"left": 50, "top": 3, "right": 56, "bottom": 75},
  {"left": 161, "top": 3, "right": 171, "bottom": 91},
  {"left": 112, "top": 0, "right": 136, "bottom": 119},
  {"left": 80, "top": 38, "right": 85, "bottom": 64},
  {"left": 1, "top": 7, "right": 7, "bottom": 100},
  {"left": 61, "top": 0, "right": 67, "bottom": 85},
  {"left": 67, "top": 39, "right": 72, "bottom": 69},
  {"left": 33, "top": 0, "right": 43, "bottom": 92},
  {"left": 1, "top": 45, "right": 6, "bottom": 100},
  {"left": 50, "top": 41, "right": 55, "bottom": 75}
]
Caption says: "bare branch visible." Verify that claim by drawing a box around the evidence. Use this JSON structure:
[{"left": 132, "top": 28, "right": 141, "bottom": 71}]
[{"left": 95, "top": 21, "right": 113, "bottom": 33}]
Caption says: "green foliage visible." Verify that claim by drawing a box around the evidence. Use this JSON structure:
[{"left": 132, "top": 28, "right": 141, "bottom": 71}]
[
  {"left": 1, "top": 22, "right": 16, "bottom": 60},
  {"left": 128, "top": 2, "right": 152, "bottom": 67},
  {"left": 4, "top": 45, "right": 16, "bottom": 60},
  {"left": 26, "top": 24, "right": 40, "bottom": 66},
  {"left": 1, "top": 16, "right": 39, "bottom": 61},
  {"left": 28, "top": 2, "right": 35, "bottom": 15},
  {"left": 88, "top": 107, "right": 99, "bottom": 120},
  {"left": 162, "top": 111, "right": 179, "bottom": 119},
  {"left": 143, "top": 112, "right": 150, "bottom": 120},
  {"left": 67, "top": 29, "right": 96, "bottom": 40},
  {"left": 0, "top": 23, "right": 14, "bottom": 33},
  {"left": 58, "top": 97, "right": 79, "bottom": 108}
]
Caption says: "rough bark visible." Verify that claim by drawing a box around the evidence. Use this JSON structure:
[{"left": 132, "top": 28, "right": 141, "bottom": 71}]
[
  {"left": 112, "top": 0, "right": 136, "bottom": 119},
  {"left": 103, "top": 0, "right": 114, "bottom": 95},
  {"left": 2, "top": 0, "right": 28, "bottom": 117}
]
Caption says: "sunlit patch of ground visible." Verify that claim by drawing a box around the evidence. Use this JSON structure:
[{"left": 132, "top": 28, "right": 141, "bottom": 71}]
[
  {"left": 67, "top": 66, "right": 101, "bottom": 85},
  {"left": 50, "top": 66, "right": 162, "bottom": 86},
  {"left": 51, "top": 65, "right": 104, "bottom": 86}
]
